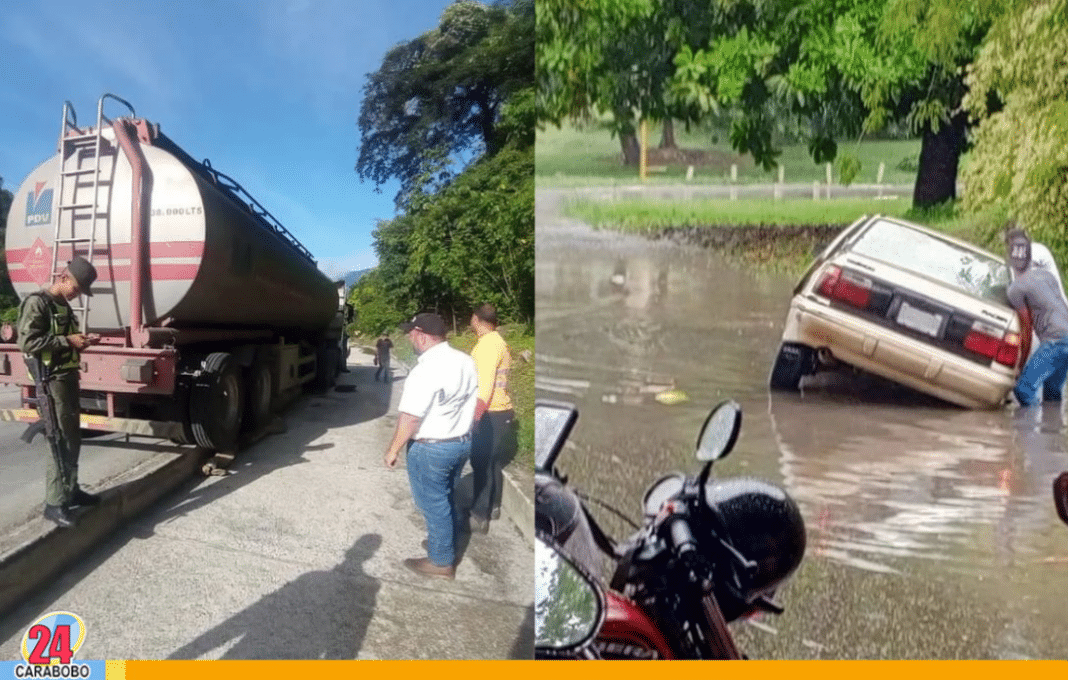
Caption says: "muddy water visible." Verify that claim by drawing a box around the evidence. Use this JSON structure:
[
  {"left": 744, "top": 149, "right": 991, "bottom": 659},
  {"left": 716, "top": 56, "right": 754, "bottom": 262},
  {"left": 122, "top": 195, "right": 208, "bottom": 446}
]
[{"left": 535, "top": 189, "right": 1068, "bottom": 659}]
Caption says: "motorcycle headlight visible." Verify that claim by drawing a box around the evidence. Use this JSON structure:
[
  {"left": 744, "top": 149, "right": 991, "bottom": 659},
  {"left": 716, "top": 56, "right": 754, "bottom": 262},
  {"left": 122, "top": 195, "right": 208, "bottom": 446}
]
[{"left": 642, "top": 473, "right": 686, "bottom": 519}]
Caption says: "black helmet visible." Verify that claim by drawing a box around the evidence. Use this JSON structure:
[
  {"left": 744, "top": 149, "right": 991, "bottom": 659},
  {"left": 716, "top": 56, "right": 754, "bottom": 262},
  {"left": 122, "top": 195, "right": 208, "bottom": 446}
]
[{"left": 702, "top": 477, "right": 806, "bottom": 621}]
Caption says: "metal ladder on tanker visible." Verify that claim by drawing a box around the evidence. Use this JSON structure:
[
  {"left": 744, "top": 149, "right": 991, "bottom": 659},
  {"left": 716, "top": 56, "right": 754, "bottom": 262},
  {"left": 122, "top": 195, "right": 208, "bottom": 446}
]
[{"left": 51, "top": 94, "right": 135, "bottom": 332}]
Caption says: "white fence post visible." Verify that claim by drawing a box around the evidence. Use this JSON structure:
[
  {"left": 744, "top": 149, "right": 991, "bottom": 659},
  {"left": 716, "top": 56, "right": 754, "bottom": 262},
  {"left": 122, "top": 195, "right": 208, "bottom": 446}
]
[
  {"left": 686, "top": 165, "right": 694, "bottom": 181},
  {"left": 730, "top": 164, "right": 738, "bottom": 200},
  {"left": 825, "top": 163, "right": 832, "bottom": 199},
  {"left": 877, "top": 162, "right": 886, "bottom": 199},
  {"left": 775, "top": 165, "right": 784, "bottom": 200},
  {"left": 813, "top": 180, "right": 820, "bottom": 200}
]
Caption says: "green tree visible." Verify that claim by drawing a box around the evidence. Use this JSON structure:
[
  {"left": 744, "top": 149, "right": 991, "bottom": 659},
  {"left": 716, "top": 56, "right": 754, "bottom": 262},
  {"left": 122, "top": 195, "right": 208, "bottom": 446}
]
[
  {"left": 403, "top": 146, "right": 534, "bottom": 323},
  {"left": 961, "top": 0, "right": 1068, "bottom": 248},
  {"left": 357, "top": 0, "right": 534, "bottom": 204},
  {"left": 540, "top": 0, "right": 1009, "bottom": 207},
  {"left": 357, "top": 0, "right": 535, "bottom": 330},
  {"left": 669, "top": 0, "right": 1006, "bottom": 203},
  {"left": 346, "top": 269, "right": 403, "bottom": 336},
  {"left": 0, "top": 178, "right": 18, "bottom": 323}
]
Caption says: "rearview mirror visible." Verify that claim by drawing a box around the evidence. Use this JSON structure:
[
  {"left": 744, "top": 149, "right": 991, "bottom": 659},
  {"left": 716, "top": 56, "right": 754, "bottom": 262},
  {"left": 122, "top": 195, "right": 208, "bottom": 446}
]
[
  {"left": 696, "top": 400, "right": 742, "bottom": 462},
  {"left": 535, "top": 400, "right": 578, "bottom": 471},
  {"left": 535, "top": 536, "right": 604, "bottom": 658},
  {"left": 1055, "top": 472, "right": 1068, "bottom": 526}
]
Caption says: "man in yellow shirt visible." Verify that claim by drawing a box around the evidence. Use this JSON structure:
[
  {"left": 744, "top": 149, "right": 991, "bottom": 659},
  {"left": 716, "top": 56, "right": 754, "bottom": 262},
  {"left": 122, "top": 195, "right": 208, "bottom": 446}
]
[{"left": 468, "top": 303, "right": 516, "bottom": 533}]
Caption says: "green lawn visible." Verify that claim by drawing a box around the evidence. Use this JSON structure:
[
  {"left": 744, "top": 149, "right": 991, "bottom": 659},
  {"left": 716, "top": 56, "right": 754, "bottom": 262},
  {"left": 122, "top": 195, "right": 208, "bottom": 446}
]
[
  {"left": 568, "top": 197, "right": 914, "bottom": 233},
  {"left": 537, "top": 121, "right": 921, "bottom": 187}
]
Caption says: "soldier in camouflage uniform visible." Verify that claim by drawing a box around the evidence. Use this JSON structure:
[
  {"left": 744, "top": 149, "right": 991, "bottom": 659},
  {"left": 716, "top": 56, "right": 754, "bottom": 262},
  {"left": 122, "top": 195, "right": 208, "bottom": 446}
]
[{"left": 17, "top": 256, "right": 99, "bottom": 528}]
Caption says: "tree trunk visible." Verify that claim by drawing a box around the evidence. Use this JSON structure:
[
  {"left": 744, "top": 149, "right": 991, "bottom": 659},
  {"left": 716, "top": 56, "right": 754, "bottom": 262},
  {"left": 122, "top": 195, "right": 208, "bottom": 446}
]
[
  {"left": 660, "top": 119, "right": 676, "bottom": 149},
  {"left": 912, "top": 111, "right": 967, "bottom": 210},
  {"left": 620, "top": 134, "right": 641, "bottom": 166}
]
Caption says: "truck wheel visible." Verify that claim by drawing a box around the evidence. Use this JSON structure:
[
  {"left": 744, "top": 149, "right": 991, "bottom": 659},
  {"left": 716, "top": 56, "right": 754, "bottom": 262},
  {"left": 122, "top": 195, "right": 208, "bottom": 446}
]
[
  {"left": 314, "top": 342, "right": 339, "bottom": 391},
  {"left": 190, "top": 352, "right": 244, "bottom": 451},
  {"left": 769, "top": 343, "right": 815, "bottom": 391},
  {"left": 244, "top": 361, "right": 273, "bottom": 433}
]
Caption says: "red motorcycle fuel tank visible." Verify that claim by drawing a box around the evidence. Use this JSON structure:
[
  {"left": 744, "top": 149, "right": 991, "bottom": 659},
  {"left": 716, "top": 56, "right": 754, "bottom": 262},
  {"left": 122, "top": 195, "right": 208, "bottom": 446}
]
[{"left": 595, "top": 592, "right": 675, "bottom": 660}]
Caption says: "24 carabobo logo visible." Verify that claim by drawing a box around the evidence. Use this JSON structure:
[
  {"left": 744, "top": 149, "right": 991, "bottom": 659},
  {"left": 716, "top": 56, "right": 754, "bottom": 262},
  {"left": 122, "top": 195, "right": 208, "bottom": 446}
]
[
  {"left": 5, "top": 612, "right": 94, "bottom": 678},
  {"left": 21, "top": 611, "right": 86, "bottom": 665}
]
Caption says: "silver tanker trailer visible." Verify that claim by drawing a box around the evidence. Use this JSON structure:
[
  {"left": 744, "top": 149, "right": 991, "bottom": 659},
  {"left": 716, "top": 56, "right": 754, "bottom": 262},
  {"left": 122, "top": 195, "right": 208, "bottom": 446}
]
[{"left": 0, "top": 94, "right": 350, "bottom": 452}]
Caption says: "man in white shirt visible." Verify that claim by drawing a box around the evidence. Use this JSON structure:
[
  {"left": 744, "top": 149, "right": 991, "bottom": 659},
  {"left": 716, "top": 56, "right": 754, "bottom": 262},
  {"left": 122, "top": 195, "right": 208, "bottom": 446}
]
[{"left": 383, "top": 313, "right": 478, "bottom": 579}]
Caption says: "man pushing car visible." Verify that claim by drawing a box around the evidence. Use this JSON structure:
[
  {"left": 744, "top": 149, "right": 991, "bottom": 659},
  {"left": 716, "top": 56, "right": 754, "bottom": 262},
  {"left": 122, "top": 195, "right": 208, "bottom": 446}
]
[{"left": 1005, "top": 228, "right": 1068, "bottom": 406}]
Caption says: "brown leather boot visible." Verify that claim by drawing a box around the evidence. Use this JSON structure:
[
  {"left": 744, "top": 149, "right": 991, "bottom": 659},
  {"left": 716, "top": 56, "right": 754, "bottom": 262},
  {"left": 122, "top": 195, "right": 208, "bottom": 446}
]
[{"left": 403, "top": 557, "right": 455, "bottom": 580}]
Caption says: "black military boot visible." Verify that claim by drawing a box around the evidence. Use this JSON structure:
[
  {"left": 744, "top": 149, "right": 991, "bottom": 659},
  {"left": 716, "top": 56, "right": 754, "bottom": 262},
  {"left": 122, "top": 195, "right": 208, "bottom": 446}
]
[
  {"left": 71, "top": 488, "right": 101, "bottom": 507},
  {"left": 43, "top": 504, "right": 75, "bottom": 528}
]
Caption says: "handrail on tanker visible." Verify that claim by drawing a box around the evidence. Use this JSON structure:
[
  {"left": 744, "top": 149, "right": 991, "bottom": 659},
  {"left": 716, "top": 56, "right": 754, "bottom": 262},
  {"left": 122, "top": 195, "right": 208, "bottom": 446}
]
[
  {"left": 97, "top": 93, "right": 136, "bottom": 128},
  {"left": 58, "top": 94, "right": 136, "bottom": 149},
  {"left": 198, "top": 159, "right": 316, "bottom": 264}
]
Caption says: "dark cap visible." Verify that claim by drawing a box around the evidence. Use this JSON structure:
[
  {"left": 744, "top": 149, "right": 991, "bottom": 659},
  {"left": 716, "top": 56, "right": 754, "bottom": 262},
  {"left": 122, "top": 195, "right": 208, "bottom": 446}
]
[
  {"left": 1006, "top": 229, "right": 1032, "bottom": 271},
  {"left": 66, "top": 256, "right": 97, "bottom": 297},
  {"left": 399, "top": 312, "right": 446, "bottom": 337}
]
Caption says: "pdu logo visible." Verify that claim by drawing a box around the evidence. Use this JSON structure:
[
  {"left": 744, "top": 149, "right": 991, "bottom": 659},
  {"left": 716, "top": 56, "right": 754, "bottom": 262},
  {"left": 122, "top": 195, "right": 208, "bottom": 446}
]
[
  {"left": 11, "top": 612, "right": 92, "bottom": 678},
  {"left": 25, "top": 182, "right": 54, "bottom": 227}
]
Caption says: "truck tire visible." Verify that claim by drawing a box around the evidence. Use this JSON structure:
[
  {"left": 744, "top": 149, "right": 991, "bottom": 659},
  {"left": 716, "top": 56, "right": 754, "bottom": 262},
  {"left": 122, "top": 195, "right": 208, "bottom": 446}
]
[
  {"left": 190, "top": 352, "right": 244, "bottom": 451},
  {"left": 314, "top": 342, "right": 339, "bottom": 391},
  {"left": 244, "top": 360, "right": 273, "bottom": 433},
  {"left": 769, "top": 343, "right": 814, "bottom": 391}
]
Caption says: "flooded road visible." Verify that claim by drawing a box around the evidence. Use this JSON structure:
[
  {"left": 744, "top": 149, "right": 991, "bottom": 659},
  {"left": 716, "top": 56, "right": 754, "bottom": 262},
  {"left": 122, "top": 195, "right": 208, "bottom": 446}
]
[{"left": 535, "top": 188, "right": 1068, "bottom": 659}]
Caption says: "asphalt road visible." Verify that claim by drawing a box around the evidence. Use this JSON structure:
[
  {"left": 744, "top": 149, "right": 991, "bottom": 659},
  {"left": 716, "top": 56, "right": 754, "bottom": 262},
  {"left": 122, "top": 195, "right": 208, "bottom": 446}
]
[{"left": 0, "top": 349, "right": 533, "bottom": 659}]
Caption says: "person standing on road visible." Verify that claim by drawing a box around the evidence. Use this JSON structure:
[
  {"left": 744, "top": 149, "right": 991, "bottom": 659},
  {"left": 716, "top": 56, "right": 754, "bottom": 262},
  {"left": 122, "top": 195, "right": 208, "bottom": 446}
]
[
  {"left": 383, "top": 313, "right": 478, "bottom": 579},
  {"left": 468, "top": 303, "right": 517, "bottom": 534},
  {"left": 374, "top": 334, "right": 393, "bottom": 383},
  {"left": 17, "top": 256, "right": 100, "bottom": 528},
  {"left": 1005, "top": 229, "right": 1068, "bottom": 406}
]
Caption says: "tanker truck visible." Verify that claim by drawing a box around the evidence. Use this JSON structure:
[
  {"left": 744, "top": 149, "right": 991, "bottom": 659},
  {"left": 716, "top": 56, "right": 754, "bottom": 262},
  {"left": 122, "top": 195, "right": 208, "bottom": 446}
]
[{"left": 0, "top": 94, "right": 349, "bottom": 452}]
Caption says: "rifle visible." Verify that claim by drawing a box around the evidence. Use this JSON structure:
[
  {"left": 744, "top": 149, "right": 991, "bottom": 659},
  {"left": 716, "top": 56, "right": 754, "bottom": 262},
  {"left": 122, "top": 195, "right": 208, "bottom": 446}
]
[{"left": 21, "top": 355, "right": 62, "bottom": 445}]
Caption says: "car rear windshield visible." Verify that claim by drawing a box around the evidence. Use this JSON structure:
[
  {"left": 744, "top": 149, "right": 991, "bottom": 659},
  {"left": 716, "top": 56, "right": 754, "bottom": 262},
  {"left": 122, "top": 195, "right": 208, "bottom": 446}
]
[{"left": 849, "top": 219, "right": 1010, "bottom": 303}]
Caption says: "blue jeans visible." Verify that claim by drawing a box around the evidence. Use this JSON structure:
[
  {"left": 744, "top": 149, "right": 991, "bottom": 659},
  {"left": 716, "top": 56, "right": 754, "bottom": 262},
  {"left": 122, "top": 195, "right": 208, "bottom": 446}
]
[
  {"left": 406, "top": 436, "right": 471, "bottom": 567},
  {"left": 1014, "top": 338, "right": 1068, "bottom": 406}
]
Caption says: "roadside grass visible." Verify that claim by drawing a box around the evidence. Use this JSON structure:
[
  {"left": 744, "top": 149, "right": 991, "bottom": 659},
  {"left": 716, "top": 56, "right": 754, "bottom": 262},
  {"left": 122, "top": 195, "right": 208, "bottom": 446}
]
[
  {"left": 564, "top": 196, "right": 1012, "bottom": 280},
  {"left": 366, "top": 326, "right": 534, "bottom": 470},
  {"left": 537, "top": 121, "right": 921, "bottom": 186},
  {"left": 568, "top": 197, "right": 913, "bottom": 233}
]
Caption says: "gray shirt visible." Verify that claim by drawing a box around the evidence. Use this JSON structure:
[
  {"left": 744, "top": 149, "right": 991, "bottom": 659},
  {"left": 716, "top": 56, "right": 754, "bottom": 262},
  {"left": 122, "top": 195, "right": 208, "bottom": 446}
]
[{"left": 1007, "top": 266, "right": 1068, "bottom": 342}]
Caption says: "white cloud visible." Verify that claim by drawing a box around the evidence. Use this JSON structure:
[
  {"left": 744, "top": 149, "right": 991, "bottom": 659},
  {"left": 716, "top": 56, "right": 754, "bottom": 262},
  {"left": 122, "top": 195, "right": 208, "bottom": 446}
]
[{"left": 319, "top": 249, "right": 378, "bottom": 280}]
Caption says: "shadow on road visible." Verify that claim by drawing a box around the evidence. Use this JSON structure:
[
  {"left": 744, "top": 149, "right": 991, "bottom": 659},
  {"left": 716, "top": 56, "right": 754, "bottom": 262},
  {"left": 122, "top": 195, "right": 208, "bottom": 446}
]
[
  {"left": 168, "top": 533, "right": 383, "bottom": 660},
  {"left": 508, "top": 604, "right": 534, "bottom": 660}
]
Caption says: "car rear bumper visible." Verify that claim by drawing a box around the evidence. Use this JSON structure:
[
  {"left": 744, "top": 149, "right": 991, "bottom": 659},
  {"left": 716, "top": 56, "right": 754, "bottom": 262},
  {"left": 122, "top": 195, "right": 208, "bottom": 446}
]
[{"left": 784, "top": 298, "right": 1016, "bottom": 409}]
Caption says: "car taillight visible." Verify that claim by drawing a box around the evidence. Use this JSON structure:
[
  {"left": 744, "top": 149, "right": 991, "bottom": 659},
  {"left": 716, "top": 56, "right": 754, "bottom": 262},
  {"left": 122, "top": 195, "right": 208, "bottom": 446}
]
[
  {"left": 964, "top": 322, "right": 1019, "bottom": 367},
  {"left": 817, "top": 266, "right": 841, "bottom": 298},
  {"left": 817, "top": 266, "right": 871, "bottom": 309}
]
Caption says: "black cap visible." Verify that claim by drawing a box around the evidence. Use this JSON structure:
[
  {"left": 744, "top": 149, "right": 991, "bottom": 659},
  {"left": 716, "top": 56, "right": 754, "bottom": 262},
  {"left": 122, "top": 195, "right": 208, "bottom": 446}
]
[
  {"left": 399, "top": 312, "right": 446, "bottom": 337},
  {"left": 66, "top": 256, "right": 97, "bottom": 297},
  {"left": 1006, "top": 229, "right": 1032, "bottom": 271}
]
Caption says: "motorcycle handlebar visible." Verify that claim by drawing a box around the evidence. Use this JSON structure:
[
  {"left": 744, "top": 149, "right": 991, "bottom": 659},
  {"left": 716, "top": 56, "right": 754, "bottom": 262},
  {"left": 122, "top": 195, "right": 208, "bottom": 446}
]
[{"left": 669, "top": 516, "right": 697, "bottom": 556}]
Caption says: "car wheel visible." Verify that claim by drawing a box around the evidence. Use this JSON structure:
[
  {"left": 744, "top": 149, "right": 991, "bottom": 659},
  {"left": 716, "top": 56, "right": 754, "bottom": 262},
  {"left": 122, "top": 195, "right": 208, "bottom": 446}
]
[{"left": 770, "top": 343, "right": 815, "bottom": 391}]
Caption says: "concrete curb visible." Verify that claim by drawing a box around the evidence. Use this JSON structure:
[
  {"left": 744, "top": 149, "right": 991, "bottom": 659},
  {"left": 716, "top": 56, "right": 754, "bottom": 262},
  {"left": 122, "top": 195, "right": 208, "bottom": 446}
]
[
  {"left": 0, "top": 447, "right": 209, "bottom": 618},
  {"left": 386, "top": 346, "right": 535, "bottom": 549},
  {"left": 500, "top": 467, "right": 534, "bottom": 548}
]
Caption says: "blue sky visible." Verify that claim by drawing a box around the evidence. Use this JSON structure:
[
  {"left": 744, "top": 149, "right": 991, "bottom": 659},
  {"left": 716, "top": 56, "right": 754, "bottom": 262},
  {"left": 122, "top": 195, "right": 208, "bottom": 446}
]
[{"left": 0, "top": 0, "right": 457, "bottom": 279}]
